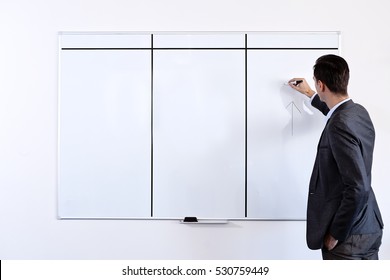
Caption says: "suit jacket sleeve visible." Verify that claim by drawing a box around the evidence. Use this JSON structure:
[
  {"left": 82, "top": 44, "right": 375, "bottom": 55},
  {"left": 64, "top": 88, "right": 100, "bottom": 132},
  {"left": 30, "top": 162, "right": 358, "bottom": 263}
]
[{"left": 311, "top": 94, "right": 330, "bottom": 116}]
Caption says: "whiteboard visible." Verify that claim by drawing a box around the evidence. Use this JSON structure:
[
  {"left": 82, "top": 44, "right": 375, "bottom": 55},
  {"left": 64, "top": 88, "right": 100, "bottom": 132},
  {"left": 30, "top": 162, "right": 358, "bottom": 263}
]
[{"left": 58, "top": 32, "right": 339, "bottom": 220}]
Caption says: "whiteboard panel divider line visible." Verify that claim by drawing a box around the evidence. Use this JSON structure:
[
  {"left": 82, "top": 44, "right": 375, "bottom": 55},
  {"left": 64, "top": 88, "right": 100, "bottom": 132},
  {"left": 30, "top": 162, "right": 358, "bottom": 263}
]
[
  {"left": 244, "top": 34, "right": 248, "bottom": 218},
  {"left": 61, "top": 48, "right": 152, "bottom": 50},
  {"left": 151, "top": 34, "right": 154, "bottom": 217},
  {"left": 61, "top": 47, "right": 338, "bottom": 51}
]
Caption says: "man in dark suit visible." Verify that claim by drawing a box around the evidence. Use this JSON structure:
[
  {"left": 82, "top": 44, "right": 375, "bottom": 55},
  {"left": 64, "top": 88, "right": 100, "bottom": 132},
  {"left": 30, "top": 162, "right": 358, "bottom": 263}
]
[{"left": 289, "top": 54, "right": 384, "bottom": 260}]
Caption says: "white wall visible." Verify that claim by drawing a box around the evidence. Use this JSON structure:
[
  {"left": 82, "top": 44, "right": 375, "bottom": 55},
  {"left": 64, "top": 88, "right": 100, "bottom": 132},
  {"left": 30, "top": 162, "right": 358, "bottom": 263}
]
[{"left": 0, "top": 0, "right": 389, "bottom": 259}]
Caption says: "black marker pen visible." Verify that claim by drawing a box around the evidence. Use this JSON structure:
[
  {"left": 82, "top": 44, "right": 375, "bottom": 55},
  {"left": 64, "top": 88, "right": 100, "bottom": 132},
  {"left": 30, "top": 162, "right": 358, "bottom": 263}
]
[
  {"left": 293, "top": 80, "right": 303, "bottom": 86},
  {"left": 285, "top": 80, "right": 303, "bottom": 86}
]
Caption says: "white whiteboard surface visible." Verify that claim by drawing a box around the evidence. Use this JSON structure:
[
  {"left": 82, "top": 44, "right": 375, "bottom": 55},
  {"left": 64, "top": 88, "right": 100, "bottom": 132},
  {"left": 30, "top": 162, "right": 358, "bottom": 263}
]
[
  {"left": 58, "top": 50, "right": 152, "bottom": 218},
  {"left": 153, "top": 33, "right": 245, "bottom": 48},
  {"left": 58, "top": 32, "right": 339, "bottom": 220},
  {"left": 153, "top": 50, "right": 245, "bottom": 218},
  {"left": 59, "top": 33, "right": 151, "bottom": 48},
  {"left": 246, "top": 49, "right": 338, "bottom": 219},
  {"left": 247, "top": 32, "right": 339, "bottom": 48}
]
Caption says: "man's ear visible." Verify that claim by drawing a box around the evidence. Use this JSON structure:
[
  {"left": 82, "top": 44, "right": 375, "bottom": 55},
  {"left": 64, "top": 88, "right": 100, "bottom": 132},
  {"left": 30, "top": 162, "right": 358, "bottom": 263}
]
[{"left": 317, "top": 80, "right": 325, "bottom": 92}]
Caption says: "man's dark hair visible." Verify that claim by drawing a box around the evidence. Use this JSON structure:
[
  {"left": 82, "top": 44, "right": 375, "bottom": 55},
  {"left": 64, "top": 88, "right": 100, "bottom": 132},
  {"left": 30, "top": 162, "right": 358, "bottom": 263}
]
[{"left": 313, "top": 54, "right": 349, "bottom": 95}]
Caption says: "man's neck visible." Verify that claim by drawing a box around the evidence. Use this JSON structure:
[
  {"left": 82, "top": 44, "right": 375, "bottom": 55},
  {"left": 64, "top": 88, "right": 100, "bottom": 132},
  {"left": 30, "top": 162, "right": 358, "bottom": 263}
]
[{"left": 326, "top": 93, "right": 350, "bottom": 110}]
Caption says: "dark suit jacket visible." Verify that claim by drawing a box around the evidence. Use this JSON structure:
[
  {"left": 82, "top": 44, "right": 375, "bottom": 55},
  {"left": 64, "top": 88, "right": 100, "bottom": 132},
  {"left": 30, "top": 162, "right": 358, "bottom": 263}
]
[{"left": 307, "top": 95, "right": 384, "bottom": 250}]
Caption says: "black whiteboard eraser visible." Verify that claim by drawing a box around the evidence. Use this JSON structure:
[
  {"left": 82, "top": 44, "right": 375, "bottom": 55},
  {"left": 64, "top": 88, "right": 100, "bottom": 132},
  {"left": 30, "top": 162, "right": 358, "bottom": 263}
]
[{"left": 183, "top": 217, "right": 198, "bottom": 222}]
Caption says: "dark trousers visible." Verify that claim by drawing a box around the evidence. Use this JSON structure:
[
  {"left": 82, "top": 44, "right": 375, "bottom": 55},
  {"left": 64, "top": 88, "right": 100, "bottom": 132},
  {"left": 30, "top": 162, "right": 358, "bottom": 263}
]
[{"left": 322, "top": 230, "right": 383, "bottom": 260}]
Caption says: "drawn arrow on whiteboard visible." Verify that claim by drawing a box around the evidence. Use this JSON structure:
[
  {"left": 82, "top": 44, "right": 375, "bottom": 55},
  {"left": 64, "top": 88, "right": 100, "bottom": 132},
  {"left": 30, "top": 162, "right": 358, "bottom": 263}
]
[{"left": 286, "top": 101, "right": 301, "bottom": 136}]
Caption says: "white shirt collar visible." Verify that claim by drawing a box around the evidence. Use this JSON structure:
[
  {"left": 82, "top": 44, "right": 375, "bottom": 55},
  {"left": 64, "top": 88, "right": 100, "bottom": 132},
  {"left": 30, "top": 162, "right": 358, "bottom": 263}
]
[{"left": 326, "top": 98, "right": 351, "bottom": 121}]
